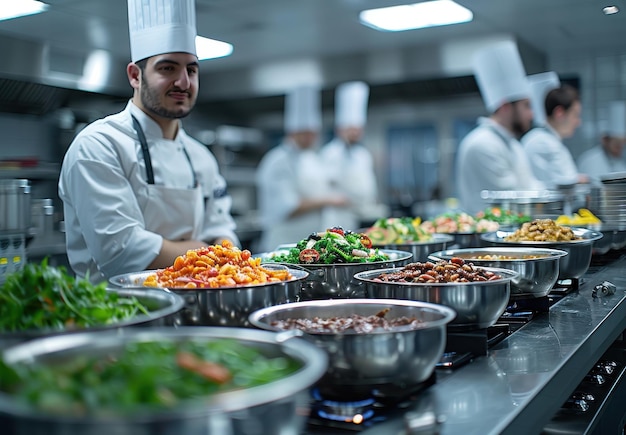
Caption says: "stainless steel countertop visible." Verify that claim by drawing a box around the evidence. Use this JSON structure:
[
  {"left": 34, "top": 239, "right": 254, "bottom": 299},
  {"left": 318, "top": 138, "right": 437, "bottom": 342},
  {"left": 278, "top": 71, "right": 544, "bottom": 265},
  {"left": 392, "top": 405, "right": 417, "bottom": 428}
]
[{"left": 354, "top": 254, "right": 626, "bottom": 435}]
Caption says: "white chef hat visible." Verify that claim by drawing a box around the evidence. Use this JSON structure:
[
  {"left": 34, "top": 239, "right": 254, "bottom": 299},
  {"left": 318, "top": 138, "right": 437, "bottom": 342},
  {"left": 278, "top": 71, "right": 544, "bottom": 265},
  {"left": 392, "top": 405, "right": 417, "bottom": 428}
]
[
  {"left": 335, "top": 81, "right": 369, "bottom": 129},
  {"left": 472, "top": 40, "right": 531, "bottom": 113},
  {"left": 528, "top": 71, "right": 560, "bottom": 126},
  {"left": 607, "top": 101, "right": 626, "bottom": 138},
  {"left": 284, "top": 85, "right": 322, "bottom": 133},
  {"left": 127, "top": 0, "right": 197, "bottom": 63}
]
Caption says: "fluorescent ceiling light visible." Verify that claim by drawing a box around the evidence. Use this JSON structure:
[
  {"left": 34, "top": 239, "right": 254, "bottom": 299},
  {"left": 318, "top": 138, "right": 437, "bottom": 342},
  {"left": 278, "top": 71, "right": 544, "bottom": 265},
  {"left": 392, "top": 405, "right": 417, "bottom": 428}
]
[
  {"left": 603, "top": 6, "right": 619, "bottom": 15},
  {"left": 360, "top": 0, "right": 473, "bottom": 32},
  {"left": 0, "top": 0, "right": 48, "bottom": 22},
  {"left": 196, "top": 36, "right": 233, "bottom": 61}
]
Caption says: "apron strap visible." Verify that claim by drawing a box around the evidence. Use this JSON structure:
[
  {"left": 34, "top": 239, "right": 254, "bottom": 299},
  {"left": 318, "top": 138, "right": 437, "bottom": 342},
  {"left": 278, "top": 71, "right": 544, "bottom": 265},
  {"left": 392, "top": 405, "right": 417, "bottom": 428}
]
[{"left": 131, "top": 115, "right": 155, "bottom": 185}]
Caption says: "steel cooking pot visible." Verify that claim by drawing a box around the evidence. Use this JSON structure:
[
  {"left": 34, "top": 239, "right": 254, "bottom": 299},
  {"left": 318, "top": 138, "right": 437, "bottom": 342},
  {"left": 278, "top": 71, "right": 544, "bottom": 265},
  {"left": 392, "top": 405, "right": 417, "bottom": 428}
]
[
  {"left": 249, "top": 298, "right": 455, "bottom": 399},
  {"left": 255, "top": 249, "right": 413, "bottom": 299},
  {"left": 480, "top": 227, "right": 603, "bottom": 280},
  {"left": 354, "top": 267, "right": 517, "bottom": 329},
  {"left": 0, "top": 288, "right": 185, "bottom": 349},
  {"left": 109, "top": 264, "right": 309, "bottom": 327},
  {"left": 0, "top": 327, "right": 328, "bottom": 435},
  {"left": 0, "top": 179, "right": 30, "bottom": 234}
]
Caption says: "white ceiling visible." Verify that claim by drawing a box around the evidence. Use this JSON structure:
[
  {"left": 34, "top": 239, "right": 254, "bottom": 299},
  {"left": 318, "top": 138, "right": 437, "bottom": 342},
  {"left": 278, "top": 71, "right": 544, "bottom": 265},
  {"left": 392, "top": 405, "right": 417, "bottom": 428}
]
[{"left": 1, "top": 0, "right": 624, "bottom": 73}]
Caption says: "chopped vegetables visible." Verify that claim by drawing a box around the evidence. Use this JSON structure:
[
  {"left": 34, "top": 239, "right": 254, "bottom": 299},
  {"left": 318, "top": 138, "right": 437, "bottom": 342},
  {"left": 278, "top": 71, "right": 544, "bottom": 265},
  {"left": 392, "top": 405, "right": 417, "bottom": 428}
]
[
  {"left": 0, "top": 338, "right": 301, "bottom": 415},
  {"left": 475, "top": 207, "right": 532, "bottom": 226},
  {"left": 364, "top": 217, "right": 432, "bottom": 244},
  {"left": 0, "top": 259, "right": 149, "bottom": 332},
  {"left": 420, "top": 212, "right": 499, "bottom": 234},
  {"left": 265, "top": 228, "right": 389, "bottom": 264},
  {"left": 144, "top": 240, "right": 293, "bottom": 288}
]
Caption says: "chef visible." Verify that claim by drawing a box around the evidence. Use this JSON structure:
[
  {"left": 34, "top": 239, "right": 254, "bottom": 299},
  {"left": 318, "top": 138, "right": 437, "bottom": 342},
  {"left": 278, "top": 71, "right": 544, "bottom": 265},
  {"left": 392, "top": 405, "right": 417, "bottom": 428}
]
[
  {"left": 58, "top": 0, "right": 238, "bottom": 283},
  {"left": 522, "top": 73, "right": 588, "bottom": 188},
  {"left": 320, "top": 81, "right": 384, "bottom": 230},
  {"left": 456, "top": 40, "right": 545, "bottom": 214},
  {"left": 577, "top": 101, "right": 626, "bottom": 181},
  {"left": 256, "top": 85, "right": 349, "bottom": 252}
]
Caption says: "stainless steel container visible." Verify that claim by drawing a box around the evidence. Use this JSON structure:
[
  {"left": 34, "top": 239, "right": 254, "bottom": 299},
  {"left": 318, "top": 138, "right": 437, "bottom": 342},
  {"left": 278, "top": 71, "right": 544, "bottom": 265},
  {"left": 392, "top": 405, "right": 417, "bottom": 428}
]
[
  {"left": 109, "top": 264, "right": 309, "bottom": 327},
  {"left": 429, "top": 247, "right": 568, "bottom": 299},
  {"left": 0, "top": 327, "right": 328, "bottom": 435},
  {"left": 255, "top": 249, "right": 413, "bottom": 299},
  {"left": 373, "top": 233, "right": 454, "bottom": 262},
  {"left": 354, "top": 267, "right": 517, "bottom": 329},
  {"left": 480, "top": 228, "right": 603, "bottom": 280},
  {"left": 0, "top": 179, "right": 31, "bottom": 234},
  {"left": 249, "top": 298, "right": 455, "bottom": 397},
  {"left": 0, "top": 288, "right": 185, "bottom": 349}
]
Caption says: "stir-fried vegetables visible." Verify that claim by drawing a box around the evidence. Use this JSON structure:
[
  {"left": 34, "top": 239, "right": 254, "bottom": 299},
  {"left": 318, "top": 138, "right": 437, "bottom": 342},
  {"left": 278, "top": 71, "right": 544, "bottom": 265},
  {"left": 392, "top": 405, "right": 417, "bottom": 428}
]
[
  {"left": 364, "top": 217, "right": 432, "bottom": 245},
  {"left": 475, "top": 207, "right": 531, "bottom": 226},
  {"left": 0, "top": 338, "right": 301, "bottom": 415},
  {"left": 265, "top": 227, "right": 389, "bottom": 264},
  {"left": 0, "top": 259, "right": 149, "bottom": 332}
]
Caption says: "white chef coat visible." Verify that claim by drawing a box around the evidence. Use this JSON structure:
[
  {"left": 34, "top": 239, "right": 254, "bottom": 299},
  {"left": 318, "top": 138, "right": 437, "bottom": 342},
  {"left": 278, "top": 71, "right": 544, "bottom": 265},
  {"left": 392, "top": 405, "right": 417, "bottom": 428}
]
[
  {"left": 522, "top": 125, "right": 580, "bottom": 188},
  {"left": 319, "top": 138, "right": 378, "bottom": 230},
  {"left": 58, "top": 101, "right": 237, "bottom": 283},
  {"left": 256, "top": 140, "right": 339, "bottom": 252},
  {"left": 456, "top": 117, "right": 545, "bottom": 214},
  {"left": 577, "top": 145, "right": 626, "bottom": 182}
]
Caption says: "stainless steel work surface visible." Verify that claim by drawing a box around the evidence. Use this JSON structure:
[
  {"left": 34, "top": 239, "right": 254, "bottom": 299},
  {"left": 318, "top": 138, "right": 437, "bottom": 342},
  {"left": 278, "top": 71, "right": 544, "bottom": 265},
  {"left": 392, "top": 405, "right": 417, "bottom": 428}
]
[{"left": 355, "top": 254, "right": 626, "bottom": 435}]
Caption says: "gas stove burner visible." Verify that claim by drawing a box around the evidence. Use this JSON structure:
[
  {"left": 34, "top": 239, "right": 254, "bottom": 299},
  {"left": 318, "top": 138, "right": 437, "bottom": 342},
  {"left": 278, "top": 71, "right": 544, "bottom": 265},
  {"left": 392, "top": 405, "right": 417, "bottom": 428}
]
[
  {"left": 554, "top": 278, "right": 580, "bottom": 292},
  {"left": 505, "top": 295, "right": 550, "bottom": 316},
  {"left": 312, "top": 390, "right": 376, "bottom": 424}
]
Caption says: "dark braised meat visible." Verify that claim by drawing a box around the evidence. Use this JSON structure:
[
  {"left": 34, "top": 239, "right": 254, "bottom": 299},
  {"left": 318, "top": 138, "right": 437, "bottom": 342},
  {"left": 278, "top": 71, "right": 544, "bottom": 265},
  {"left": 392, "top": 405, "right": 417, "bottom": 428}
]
[
  {"left": 270, "top": 311, "right": 422, "bottom": 334},
  {"left": 376, "top": 258, "right": 502, "bottom": 283}
]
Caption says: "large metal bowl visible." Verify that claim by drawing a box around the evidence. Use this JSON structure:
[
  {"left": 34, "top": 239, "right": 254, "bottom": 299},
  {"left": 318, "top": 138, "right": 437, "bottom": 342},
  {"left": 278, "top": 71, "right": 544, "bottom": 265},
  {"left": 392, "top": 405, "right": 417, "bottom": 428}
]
[
  {"left": 353, "top": 267, "right": 517, "bottom": 329},
  {"left": 0, "top": 288, "right": 184, "bottom": 349},
  {"left": 248, "top": 298, "right": 455, "bottom": 398},
  {"left": 480, "top": 228, "right": 603, "bottom": 280},
  {"left": 255, "top": 249, "right": 413, "bottom": 299},
  {"left": 429, "top": 247, "right": 568, "bottom": 299},
  {"left": 109, "top": 264, "right": 309, "bottom": 327},
  {"left": 0, "top": 327, "right": 327, "bottom": 435},
  {"left": 373, "top": 233, "right": 455, "bottom": 262}
]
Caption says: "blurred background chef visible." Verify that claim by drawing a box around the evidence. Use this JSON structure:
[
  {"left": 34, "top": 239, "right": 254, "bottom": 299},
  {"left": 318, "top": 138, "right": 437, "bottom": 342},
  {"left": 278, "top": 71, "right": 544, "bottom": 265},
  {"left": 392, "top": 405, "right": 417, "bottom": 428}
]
[
  {"left": 522, "top": 72, "right": 588, "bottom": 189},
  {"left": 577, "top": 101, "right": 626, "bottom": 182},
  {"left": 456, "top": 40, "right": 544, "bottom": 214},
  {"left": 320, "top": 81, "right": 387, "bottom": 230},
  {"left": 256, "top": 85, "right": 349, "bottom": 252}
]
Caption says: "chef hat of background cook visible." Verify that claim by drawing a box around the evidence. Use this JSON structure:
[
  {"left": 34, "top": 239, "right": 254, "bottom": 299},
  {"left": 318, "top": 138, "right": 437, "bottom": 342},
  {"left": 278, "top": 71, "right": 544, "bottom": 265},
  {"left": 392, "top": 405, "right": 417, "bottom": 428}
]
[
  {"left": 607, "top": 101, "right": 626, "bottom": 138},
  {"left": 284, "top": 85, "right": 322, "bottom": 133},
  {"left": 472, "top": 40, "right": 532, "bottom": 113},
  {"left": 335, "top": 81, "right": 369, "bottom": 129},
  {"left": 528, "top": 72, "right": 560, "bottom": 126},
  {"left": 127, "top": 0, "right": 197, "bottom": 63}
]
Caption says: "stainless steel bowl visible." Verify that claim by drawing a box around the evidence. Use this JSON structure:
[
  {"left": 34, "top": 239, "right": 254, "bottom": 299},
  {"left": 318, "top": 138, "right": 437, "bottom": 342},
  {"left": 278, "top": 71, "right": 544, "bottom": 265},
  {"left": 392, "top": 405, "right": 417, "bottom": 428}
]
[
  {"left": 429, "top": 247, "right": 568, "bottom": 299},
  {"left": 255, "top": 249, "right": 413, "bottom": 299},
  {"left": 109, "top": 264, "right": 309, "bottom": 327},
  {"left": 0, "top": 288, "right": 184, "bottom": 349},
  {"left": 373, "top": 233, "right": 454, "bottom": 262},
  {"left": 248, "top": 298, "right": 455, "bottom": 397},
  {"left": 480, "top": 228, "right": 603, "bottom": 280},
  {"left": 353, "top": 267, "right": 517, "bottom": 329},
  {"left": 0, "top": 327, "right": 327, "bottom": 435}
]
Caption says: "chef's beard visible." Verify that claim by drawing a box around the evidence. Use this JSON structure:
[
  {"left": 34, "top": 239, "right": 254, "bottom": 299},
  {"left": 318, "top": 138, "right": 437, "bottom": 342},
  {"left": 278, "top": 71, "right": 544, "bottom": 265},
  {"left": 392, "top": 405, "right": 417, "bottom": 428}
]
[
  {"left": 140, "top": 75, "right": 195, "bottom": 119},
  {"left": 511, "top": 107, "right": 531, "bottom": 138}
]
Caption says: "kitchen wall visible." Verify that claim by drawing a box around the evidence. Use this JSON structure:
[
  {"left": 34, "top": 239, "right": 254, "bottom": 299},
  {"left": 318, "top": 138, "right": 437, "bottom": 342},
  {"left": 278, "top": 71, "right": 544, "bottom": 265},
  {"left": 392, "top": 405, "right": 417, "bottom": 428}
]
[{"left": 1, "top": 48, "right": 625, "bottom": 227}]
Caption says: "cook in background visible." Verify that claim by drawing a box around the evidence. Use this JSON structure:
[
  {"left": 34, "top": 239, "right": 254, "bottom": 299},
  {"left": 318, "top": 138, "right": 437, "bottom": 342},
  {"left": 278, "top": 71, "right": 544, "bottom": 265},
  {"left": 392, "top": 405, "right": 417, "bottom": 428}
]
[
  {"left": 522, "top": 73, "right": 589, "bottom": 188},
  {"left": 456, "top": 40, "right": 545, "bottom": 215},
  {"left": 320, "top": 81, "right": 388, "bottom": 230},
  {"left": 58, "top": 0, "right": 239, "bottom": 284},
  {"left": 577, "top": 101, "right": 626, "bottom": 182},
  {"left": 256, "top": 85, "right": 349, "bottom": 252}
]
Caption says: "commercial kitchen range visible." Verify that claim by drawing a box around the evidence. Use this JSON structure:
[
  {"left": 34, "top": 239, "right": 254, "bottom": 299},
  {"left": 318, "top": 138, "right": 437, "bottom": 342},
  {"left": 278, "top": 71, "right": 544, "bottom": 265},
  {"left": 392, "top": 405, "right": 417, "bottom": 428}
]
[{"left": 305, "top": 250, "right": 626, "bottom": 435}]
